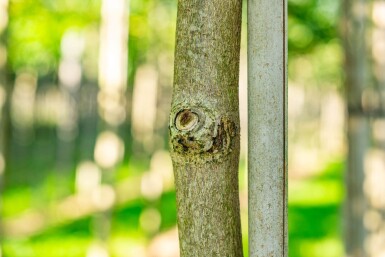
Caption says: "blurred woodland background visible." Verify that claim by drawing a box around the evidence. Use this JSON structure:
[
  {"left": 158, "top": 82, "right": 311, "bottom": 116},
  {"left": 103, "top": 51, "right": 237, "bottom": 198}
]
[{"left": 0, "top": 0, "right": 384, "bottom": 256}]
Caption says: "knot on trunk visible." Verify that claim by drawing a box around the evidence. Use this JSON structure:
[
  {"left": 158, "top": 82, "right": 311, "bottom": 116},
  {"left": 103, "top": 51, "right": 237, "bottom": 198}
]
[{"left": 169, "top": 105, "right": 237, "bottom": 163}]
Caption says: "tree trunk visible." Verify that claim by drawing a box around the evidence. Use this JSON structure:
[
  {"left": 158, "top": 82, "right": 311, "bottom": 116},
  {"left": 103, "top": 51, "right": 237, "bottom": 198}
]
[
  {"left": 91, "top": 0, "right": 128, "bottom": 250},
  {"left": 169, "top": 0, "right": 243, "bottom": 256},
  {"left": 247, "top": 0, "right": 288, "bottom": 256},
  {"left": 342, "top": 0, "right": 369, "bottom": 256}
]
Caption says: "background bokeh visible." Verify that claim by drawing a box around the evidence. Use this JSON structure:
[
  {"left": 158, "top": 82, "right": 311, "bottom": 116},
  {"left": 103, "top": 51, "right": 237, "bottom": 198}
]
[{"left": 0, "top": 0, "right": 384, "bottom": 256}]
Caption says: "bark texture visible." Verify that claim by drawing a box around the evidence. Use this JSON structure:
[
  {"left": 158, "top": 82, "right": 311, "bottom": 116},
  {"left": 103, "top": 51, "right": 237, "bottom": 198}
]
[
  {"left": 248, "top": 0, "right": 288, "bottom": 256},
  {"left": 342, "top": 0, "right": 369, "bottom": 255},
  {"left": 169, "top": 0, "right": 243, "bottom": 256}
]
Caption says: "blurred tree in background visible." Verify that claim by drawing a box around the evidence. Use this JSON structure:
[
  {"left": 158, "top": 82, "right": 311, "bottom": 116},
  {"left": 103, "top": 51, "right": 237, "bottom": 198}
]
[{"left": 0, "top": 0, "right": 384, "bottom": 256}]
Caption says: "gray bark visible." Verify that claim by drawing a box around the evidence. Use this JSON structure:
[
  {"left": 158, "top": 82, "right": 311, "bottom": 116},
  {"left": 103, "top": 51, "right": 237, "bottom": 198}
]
[
  {"left": 247, "top": 0, "right": 288, "bottom": 256},
  {"left": 345, "top": 117, "right": 368, "bottom": 257},
  {"left": 342, "top": 0, "right": 369, "bottom": 255},
  {"left": 169, "top": 0, "right": 243, "bottom": 256}
]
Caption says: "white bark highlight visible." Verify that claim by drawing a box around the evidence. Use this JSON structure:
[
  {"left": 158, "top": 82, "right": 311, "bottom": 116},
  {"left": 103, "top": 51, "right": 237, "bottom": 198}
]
[{"left": 247, "top": 0, "right": 288, "bottom": 256}]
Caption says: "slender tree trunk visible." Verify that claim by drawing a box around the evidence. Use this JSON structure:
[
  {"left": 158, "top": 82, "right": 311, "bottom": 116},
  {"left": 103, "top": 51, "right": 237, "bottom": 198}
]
[
  {"left": 247, "top": 0, "right": 288, "bottom": 256},
  {"left": 342, "top": 0, "right": 369, "bottom": 256},
  {"left": 169, "top": 0, "right": 243, "bottom": 256},
  {"left": 91, "top": 0, "right": 128, "bottom": 251},
  {"left": 56, "top": 30, "right": 83, "bottom": 198}
]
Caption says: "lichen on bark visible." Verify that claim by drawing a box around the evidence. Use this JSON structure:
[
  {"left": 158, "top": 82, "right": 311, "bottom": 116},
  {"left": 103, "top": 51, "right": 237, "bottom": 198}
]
[
  {"left": 169, "top": 103, "right": 237, "bottom": 164},
  {"left": 169, "top": 0, "right": 243, "bottom": 256}
]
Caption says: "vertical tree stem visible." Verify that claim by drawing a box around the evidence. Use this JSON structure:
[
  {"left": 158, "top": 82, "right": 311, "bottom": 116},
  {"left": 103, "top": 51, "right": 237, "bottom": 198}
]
[
  {"left": 343, "top": 0, "right": 369, "bottom": 255},
  {"left": 92, "top": 0, "right": 128, "bottom": 250},
  {"left": 247, "top": 0, "right": 288, "bottom": 256},
  {"left": 170, "top": 0, "right": 243, "bottom": 256}
]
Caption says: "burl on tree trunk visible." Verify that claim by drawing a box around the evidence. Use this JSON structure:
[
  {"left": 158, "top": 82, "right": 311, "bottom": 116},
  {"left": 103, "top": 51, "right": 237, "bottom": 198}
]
[{"left": 168, "top": 0, "right": 243, "bottom": 256}]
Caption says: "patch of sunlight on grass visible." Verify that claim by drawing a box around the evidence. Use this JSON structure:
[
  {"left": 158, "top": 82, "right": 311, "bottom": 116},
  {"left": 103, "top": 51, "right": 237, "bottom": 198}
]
[
  {"left": 3, "top": 237, "right": 91, "bottom": 257},
  {"left": 299, "top": 237, "right": 343, "bottom": 257},
  {"left": 289, "top": 180, "right": 343, "bottom": 206},
  {"left": 110, "top": 235, "right": 147, "bottom": 257}
]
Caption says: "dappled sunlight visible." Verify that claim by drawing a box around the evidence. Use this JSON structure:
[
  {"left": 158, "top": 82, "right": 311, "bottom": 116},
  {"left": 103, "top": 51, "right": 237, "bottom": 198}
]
[
  {"left": 367, "top": 9, "right": 385, "bottom": 257},
  {"left": 3, "top": 210, "right": 46, "bottom": 237},
  {"left": 11, "top": 72, "right": 37, "bottom": 130},
  {"left": 2, "top": 0, "right": 383, "bottom": 256},
  {"left": 373, "top": 119, "right": 385, "bottom": 142},
  {"left": 99, "top": 0, "right": 128, "bottom": 90},
  {"left": 139, "top": 208, "right": 161, "bottom": 234},
  {"left": 2, "top": 172, "right": 172, "bottom": 238},
  {"left": 320, "top": 92, "right": 345, "bottom": 153},
  {"left": 91, "top": 185, "right": 116, "bottom": 211},
  {"left": 150, "top": 150, "right": 174, "bottom": 189},
  {"left": 364, "top": 209, "right": 382, "bottom": 232},
  {"left": 288, "top": 60, "right": 345, "bottom": 178},
  {"left": 298, "top": 238, "right": 343, "bottom": 257},
  {"left": 288, "top": 84, "right": 305, "bottom": 118},
  {"left": 59, "top": 30, "right": 84, "bottom": 89},
  {"left": 34, "top": 87, "right": 69, "bottom": 127},
  {"left": 86, "top": 243, "right": 109, "bottom": 257},
  {"left": 94, "top": 131, "right": 124, "bottom": 169},
  {"left": 0, "top": 0, "right": 8, "bottom": 33},
  {"left": 366, "top": 229, "right": 385, "bottom": 257},
  {"left": 76, "top": 161, "right": 101, "bottom": 194},
  {"left": 364, "top": 150, "right": 385, "bottom": 257},
  {"left": 141, "top": 171, "right": 163, "bottom": 201},
  {"left": 373, "top": 1, "right": 385, "bottom": 28},
  {"left": 372, "top": 29, "right": 385, "bottom": 65},
  {"left": 289, "top": 179, "right": 343, "bottom": 206},
  {"left": 364, "top": 150, "right": 385, "bottom": 209},
  {"left": 57, "top": 29, "right": 80, "bottom": 142},
  {"left": 97, "top": 88, "right": 127, "bottom": 126},
  {"left": 131, "top": 65, "right": 158, "bottom": 150},
  {"left": 97, "top": 0, "right": 128, "bottom": 128},
  {"left": 147, "top": 228, "right": 179, "bottom": 257}
]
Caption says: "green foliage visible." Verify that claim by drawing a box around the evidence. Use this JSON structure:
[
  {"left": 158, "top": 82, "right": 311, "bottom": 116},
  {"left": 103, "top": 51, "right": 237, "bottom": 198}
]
[
  {"left": 2, "top": 159, "right": 344, "bottom": 257},
  {"left": 288, "top": 0, "right": 343, "bottom": 90},
  {"left": 8, "top": 0, "right": 100, "bottom": 75},
  {"left": 288, "top": 160, "right": 345, "bottom": 257},
  {"left": 289, "top": 0, "right": 340, "bottom": 54},
  {"left": 2, "top": 0, "right": 347, "bottom": 256}
]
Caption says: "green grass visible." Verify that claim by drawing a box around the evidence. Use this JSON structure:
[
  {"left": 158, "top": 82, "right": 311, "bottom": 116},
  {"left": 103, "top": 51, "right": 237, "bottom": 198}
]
[
  {"left": 2, "top": 158, "right": 345, "bottom": 257},
  {"left": 288, "top": 160, "right": 344, "bottom": 257}
]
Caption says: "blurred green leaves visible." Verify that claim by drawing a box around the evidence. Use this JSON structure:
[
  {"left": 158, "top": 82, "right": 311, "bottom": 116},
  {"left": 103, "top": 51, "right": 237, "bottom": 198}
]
[
  {"left": 2, "top": 0, "right": 348, "bottom": 257},
  {"left": 8, "top": 0, "right": 100, "bottom": 75},
  {"left": 289, "top": 0, "right": 339, "bottom": 54}
]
